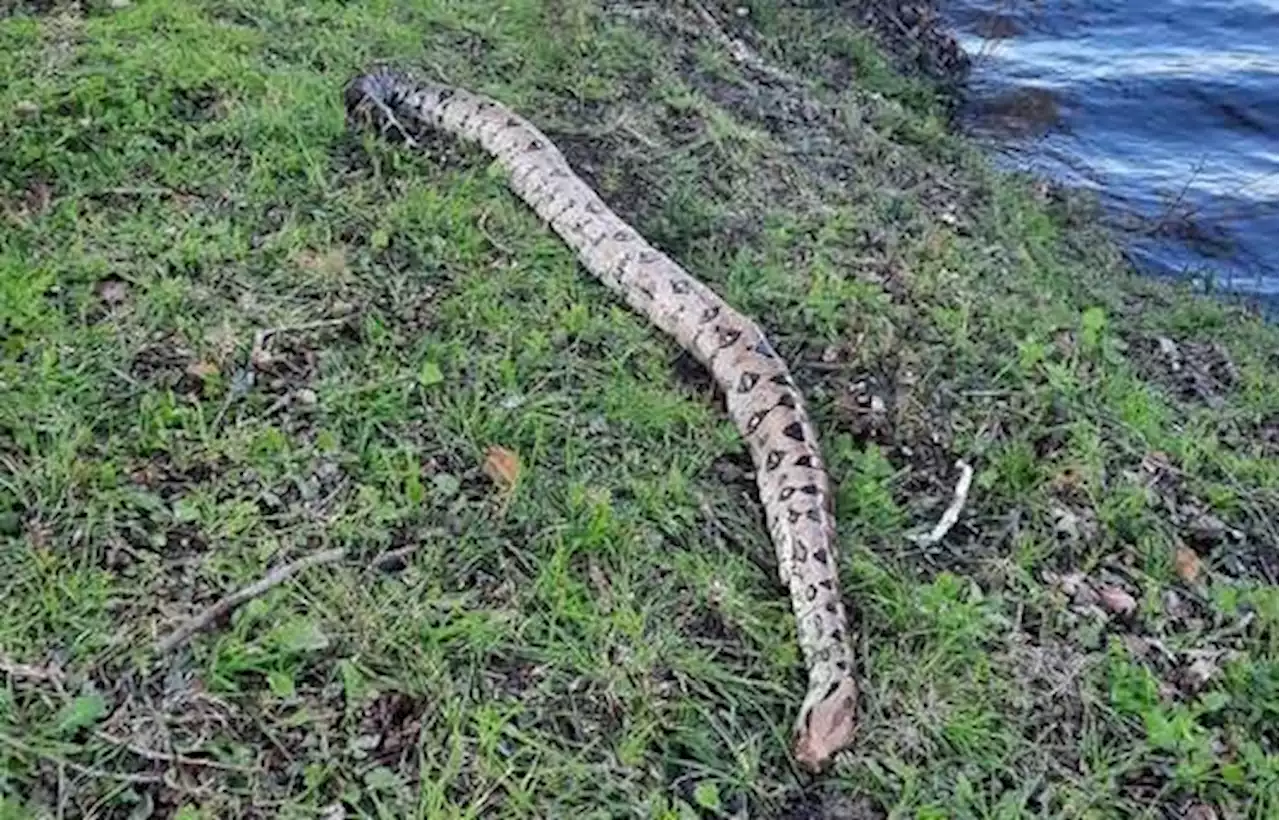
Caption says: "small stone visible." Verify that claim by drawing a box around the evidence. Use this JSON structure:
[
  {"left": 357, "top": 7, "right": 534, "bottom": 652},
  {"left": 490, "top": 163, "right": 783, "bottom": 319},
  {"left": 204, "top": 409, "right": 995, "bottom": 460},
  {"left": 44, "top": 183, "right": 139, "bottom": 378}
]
[
  {"left": 15, "top": 100, "right": 39, "bottom": 117},
  {"left": 109, "top": 0, "right": 131, "bottom": 8},
  {"left": 869, "top": 395, "right": 887, "bottom": 414},
  {"left": 295, "top": 388, "right": 318, "bottom": 406}
]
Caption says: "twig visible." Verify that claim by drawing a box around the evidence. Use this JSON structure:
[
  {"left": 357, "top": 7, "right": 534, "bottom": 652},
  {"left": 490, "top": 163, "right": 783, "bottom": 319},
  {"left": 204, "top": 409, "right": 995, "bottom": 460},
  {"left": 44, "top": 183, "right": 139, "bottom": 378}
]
[
  {"left": 0, "top": 654, "right": 67, "bottom": 686},
  {"left": 250, "top": 317, "right": 350, "bottom": 367},
  {"left": 476, "top": 209, "right": 514, "bottom": 255},
  {"left": 0, "top": 732, "right": 162, "bottom": 785},
  {"left": 908, "top": 460, "right": 974, "bottom": 546},
  {"left": 1147, "top": 155, "right": 1207, "bottom": 236},
  {"left": 212, "top": 316, "right": 350, "bottom": 431},
  {"left": 366, "top": 544, "right": 423, "bottom": 573},
  {"left": 350, "top": 86, "right": 420, "bottom": 148},
  {"left": 687, "top": 0, "right": 796, "bottom": 87},
  {"left": 92, "top": 731, "right": 255, "bottom": 774},
  {"left": 154, "top": 548, "right": 348, "bottom": 654}
]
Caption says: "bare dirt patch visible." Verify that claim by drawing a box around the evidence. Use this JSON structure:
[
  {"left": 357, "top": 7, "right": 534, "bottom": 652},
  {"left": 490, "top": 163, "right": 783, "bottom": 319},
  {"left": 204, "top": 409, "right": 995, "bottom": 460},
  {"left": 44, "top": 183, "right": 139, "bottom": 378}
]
[{"left": 1132, "top": 333, "right": 1241, "bottom": 408}]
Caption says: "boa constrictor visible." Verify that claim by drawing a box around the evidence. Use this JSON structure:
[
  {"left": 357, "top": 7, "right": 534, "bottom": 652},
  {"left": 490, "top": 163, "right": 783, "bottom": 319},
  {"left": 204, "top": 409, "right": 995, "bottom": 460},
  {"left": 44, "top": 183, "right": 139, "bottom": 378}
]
[{"left": 344, "top": 68, "right": 858, "bottom": 770}]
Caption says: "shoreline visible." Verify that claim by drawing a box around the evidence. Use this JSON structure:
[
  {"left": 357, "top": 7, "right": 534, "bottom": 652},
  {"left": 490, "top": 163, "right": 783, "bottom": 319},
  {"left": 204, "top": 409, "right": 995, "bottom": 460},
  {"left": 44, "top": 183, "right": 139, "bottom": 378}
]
[{"left": 913, "top": 0, "right": 1278, "bottom": 316}]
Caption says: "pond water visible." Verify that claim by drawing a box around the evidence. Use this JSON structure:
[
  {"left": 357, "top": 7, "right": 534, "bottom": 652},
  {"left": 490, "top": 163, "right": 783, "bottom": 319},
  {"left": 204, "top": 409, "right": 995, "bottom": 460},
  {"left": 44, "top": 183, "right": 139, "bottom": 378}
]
[{"left": 943, "top": 0, "right": 1279, "bottom": 311}]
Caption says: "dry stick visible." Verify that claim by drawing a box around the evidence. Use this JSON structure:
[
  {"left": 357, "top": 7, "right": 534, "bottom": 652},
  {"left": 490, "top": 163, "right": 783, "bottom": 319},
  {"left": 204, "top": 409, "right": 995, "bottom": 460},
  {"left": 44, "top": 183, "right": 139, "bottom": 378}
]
[
  {"left": 154, "top": 548, "right": 348, "bottom": 655},
  {"left": 0, "top": 654, "right": 67, "bottom": 686},
  {"left": 688, "top": 0, "right": 797, "bottom": 86},
  {"left": 92, "top": 731, "right": 256, "bottom": 774},
  {"left": 249, "top": 316, "right": 351, "bottom": 365},
  {"left": 0, "top": 732, "right": 163, "bottom": 785},
  {"left": 212, "top": 316, "right": 352, "bottom": 430},
  {"left": 908, "top": 460, "right": 975, "bottom": 546},
  {"left": 153, "top": 543, "right": 420, "bottom": 654},
  {"left": 366, "top": 543, "right": 422, "bottom": 573}
]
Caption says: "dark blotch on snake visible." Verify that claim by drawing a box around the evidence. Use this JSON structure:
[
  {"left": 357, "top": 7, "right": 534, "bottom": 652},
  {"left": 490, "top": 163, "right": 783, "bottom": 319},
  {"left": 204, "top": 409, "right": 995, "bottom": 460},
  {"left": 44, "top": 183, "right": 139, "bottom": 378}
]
[{"left": 783, "top": 421, "right": 805, "bottom": 442}]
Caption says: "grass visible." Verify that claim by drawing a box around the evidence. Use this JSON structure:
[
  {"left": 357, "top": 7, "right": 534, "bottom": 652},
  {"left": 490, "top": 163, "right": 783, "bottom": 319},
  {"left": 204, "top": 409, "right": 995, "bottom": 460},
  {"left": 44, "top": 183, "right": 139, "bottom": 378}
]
[{"left": 0, "top": 0, "right": 1276, "bottom": 817}]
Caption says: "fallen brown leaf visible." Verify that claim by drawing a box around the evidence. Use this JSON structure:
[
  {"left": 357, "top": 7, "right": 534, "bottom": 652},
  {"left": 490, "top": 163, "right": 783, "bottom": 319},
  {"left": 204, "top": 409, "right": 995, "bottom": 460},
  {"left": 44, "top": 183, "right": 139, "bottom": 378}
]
[
  {"left": 483, "top": 446, "right": 520, "bottom": 492},
  {"left": 1174, "top": 544, "right": 1203, "bottom": 584}
]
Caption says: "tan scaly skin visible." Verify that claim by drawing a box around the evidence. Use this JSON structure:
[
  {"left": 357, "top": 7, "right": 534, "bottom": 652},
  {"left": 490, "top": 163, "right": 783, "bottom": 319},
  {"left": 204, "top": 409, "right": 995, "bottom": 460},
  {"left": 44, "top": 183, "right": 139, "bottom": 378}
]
[{"left": 344, "top": 68, "right": 859, "bottom": 771}]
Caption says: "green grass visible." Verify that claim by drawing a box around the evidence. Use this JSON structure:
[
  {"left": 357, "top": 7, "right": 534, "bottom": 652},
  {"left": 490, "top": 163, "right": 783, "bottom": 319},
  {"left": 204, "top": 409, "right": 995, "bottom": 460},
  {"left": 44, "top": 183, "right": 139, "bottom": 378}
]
[{"left": 0, "top": 0, "right": 1276, "bottom": 817}]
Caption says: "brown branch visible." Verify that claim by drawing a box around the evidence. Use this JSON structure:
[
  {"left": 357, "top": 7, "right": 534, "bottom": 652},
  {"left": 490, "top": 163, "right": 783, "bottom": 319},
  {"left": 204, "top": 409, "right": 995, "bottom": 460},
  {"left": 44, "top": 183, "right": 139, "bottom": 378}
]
[
  {"left": 154, "top": 548, "right": 348, "bottom": 655},
  {"left": 366, "top": 543, "right": 422, "bottom": 573},
  {"left": 908, "top": 460, "right": 975, "bottom": 546},
  {"left": 0, "top": 732, "right": 162, "bottom": 785},
  {"left": 92, "top": 731, "right": 256, "bottom": 774},
  {"left": 0, "top": 655, "right": 67, "bottom": 686}
]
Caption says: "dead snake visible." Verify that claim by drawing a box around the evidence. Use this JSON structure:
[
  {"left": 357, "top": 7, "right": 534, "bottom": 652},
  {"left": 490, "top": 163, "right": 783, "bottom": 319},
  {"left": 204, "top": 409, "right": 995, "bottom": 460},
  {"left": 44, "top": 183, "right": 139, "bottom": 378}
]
[{"left": 344, "top": 68, "right": 858, "bottom": 770}]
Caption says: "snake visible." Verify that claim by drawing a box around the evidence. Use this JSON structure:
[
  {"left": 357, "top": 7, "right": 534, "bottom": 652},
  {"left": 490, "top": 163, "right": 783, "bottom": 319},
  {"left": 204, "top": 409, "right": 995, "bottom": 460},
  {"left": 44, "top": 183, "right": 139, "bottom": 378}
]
[{"left": 344, "top": 67, "right": 859, "bottom": 771}]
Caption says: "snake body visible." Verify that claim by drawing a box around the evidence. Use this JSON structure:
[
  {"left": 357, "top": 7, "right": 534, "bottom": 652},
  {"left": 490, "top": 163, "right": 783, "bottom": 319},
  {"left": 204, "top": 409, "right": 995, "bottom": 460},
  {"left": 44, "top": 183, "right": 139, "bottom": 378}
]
[{"left": 344, "top": 68, "right": 858, "bottom": 770}]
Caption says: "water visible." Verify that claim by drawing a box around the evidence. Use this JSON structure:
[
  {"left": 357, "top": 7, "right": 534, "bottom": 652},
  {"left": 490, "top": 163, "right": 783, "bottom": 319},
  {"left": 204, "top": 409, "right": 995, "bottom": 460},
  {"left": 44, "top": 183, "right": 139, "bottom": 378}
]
[{"left": 943, "top": 0, "right": 1279, "bottom": 309}]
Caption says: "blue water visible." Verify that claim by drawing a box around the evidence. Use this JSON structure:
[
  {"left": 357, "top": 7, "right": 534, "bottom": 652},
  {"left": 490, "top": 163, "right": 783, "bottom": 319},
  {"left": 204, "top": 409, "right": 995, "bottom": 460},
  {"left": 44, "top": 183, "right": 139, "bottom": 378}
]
[{"left": 944, "top": 0, "right": 1279, "bottom": 308}]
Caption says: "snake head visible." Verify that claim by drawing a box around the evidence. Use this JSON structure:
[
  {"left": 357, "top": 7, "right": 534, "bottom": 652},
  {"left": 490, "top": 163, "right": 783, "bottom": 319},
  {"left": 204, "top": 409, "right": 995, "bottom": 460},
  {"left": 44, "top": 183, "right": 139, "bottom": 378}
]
[{"left": 792, "top": 675, "right": 858, "bottom": 771}]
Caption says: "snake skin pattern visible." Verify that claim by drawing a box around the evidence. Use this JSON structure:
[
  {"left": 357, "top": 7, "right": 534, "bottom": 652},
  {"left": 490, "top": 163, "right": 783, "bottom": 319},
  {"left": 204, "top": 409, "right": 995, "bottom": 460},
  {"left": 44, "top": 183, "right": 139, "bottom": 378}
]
[{"left": 344, "top": 68, "right": 858, "bottom": 770}]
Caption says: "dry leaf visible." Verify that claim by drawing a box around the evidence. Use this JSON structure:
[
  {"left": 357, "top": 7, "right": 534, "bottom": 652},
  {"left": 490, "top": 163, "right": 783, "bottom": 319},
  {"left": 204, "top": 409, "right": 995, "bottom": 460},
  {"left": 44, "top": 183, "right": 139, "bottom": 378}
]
[
  {"left": 186, "top": 360, "right": 220, "bottom": 379},
  {"left": 482, "top": 446, "right": 520, "bottom": 492},
  {"left": 1097, "top": 584, "right": 1137, "bottom": 616},
  {"left": 1174, "top": 544, "right": 1203, "bottom": 583}
]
